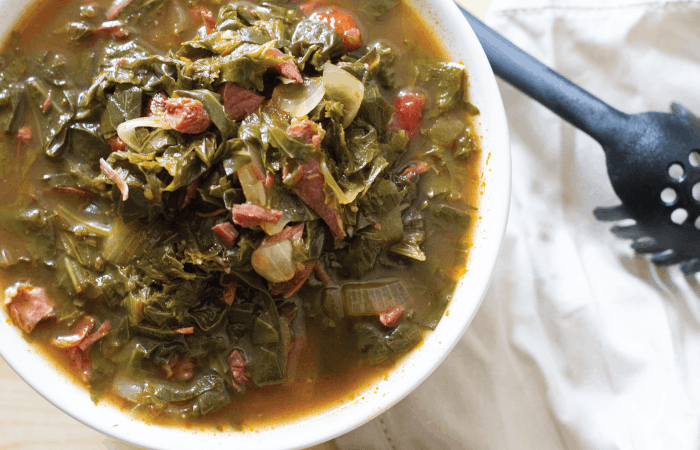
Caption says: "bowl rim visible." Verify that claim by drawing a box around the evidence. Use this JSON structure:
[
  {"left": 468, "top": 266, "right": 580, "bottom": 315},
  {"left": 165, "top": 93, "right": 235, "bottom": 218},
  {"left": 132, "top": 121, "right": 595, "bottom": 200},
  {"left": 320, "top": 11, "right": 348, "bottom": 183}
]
[{"left": 0, "top": 0, "right": 511, "bottom": 448}]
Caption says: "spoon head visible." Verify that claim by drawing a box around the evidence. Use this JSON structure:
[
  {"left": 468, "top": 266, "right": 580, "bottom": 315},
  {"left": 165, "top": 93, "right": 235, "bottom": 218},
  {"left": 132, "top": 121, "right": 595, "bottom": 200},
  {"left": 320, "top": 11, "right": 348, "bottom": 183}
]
[{"left": 600, "top": 104, "right": 700, "bottom": 271}]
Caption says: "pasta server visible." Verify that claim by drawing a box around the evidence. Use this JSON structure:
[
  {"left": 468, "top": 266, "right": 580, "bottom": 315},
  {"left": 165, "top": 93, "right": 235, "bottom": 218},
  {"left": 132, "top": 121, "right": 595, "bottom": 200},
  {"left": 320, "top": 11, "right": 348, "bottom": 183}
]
[{"left": 459, "top": 7, "right": 700, "bottom": 274}]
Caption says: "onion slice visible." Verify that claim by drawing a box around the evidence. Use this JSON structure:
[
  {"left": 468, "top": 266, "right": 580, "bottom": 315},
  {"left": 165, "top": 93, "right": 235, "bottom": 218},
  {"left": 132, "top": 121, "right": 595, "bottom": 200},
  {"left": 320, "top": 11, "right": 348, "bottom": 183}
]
[
  {"left": 270, "top": 78, "right": 325, "bottom": 119},
  {"left": 322, "top": 62, "right": 364, "bottom": 128},
  {"left": 117, "top": 116, "right": 171, "bottom": 150}
]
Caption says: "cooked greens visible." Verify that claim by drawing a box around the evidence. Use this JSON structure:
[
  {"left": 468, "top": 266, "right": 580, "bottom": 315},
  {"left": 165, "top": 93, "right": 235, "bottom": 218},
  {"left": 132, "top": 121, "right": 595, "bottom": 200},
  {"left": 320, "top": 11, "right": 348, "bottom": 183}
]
[{"left": 0, "top": 0, "right": 481, "bottom": 426}]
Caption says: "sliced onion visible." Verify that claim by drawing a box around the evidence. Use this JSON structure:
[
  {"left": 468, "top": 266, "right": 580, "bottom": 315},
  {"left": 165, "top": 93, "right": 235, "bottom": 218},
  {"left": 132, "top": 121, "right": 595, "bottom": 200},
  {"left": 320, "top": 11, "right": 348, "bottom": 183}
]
[
  {"left": 341, "top": 279, "right": 410, "bottom": 316},
  {"left": 251, "top": 239, "right": 296, "bottom": 283},
  {"left": 318, "top": 159, "right": 362, "bottom": 205},
  {"left": 270, "top": 78, "right": 325, "bottom": 118},
  {"left": 117, "top": 116, "right": 171, "bottom": 150},
  {"left": 322, "top": 62, "right": 364, "bottom": 128},
  {"left": 237, "top": 163, "right": 266, "bottom": 206}
]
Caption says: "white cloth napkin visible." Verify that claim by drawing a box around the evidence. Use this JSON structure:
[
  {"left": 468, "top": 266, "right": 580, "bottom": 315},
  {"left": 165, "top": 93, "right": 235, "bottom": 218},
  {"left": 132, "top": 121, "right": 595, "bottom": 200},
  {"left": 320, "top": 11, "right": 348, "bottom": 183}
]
[{"left": 335, "top": 1, "right": 700, "bottom": 449}]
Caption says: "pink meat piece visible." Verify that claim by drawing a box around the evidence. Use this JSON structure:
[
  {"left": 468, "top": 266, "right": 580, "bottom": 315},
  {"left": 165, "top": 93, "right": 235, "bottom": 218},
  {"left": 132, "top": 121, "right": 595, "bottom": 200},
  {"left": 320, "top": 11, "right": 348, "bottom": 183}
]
[
  {"left": 286, "top": 120, "right": 322, "bottom": 149},
  {"left": 266, "top": 48, "right": 303, "bottom": 83},
  {"left": 78, "top": 320, "right": 111, "bottom": 352},
  {"left": 220, "top": 282, "right": 237, "bottom": 306},
  {"left": 379, "top": 305, "right": 406, "bottom": 327},
  {"left": 217, "top": 83, "right": 265, "bottom": 121},
  {"left": 260, "top": 223, "right": 304, "bottom": 247},
  {"left": 285, "top": 333, "right": 306, "bottom": 385},
  {"left": 65, "top": 347, "right": 92, "bottom": 383},
  {"left": 173, "top": 327, "right": 194, "bottom": 334},
  {"left": 143, "top": 92, "right": 168, "bottom": 117},
  {"left": 212, "top": 222, "right": 239, "bottom": 248},
  {"left": 53, "top": 316, "right": 95, "bottom": 349},
  {"left": 228, "top": 349, "right": 249, "bottom": 392},
  {"left": 170, "top": 354, "right": 195, "bottom": 381},
  {"left": 313, "top": 262, "right": 332, "bottom": 287},
  {"left": 289, "top": 158, "right": 345, "bottom": 238},
  {"left": 400, "top": 162, "right": 433, "bottom": 181},
  {"left": 231, "top": 203, "right": 283, "bottom": 228},
  {"left": 164, "top": 98, "right": 211, "bottom": 134},
  {"left": 99, "top": 158, "right": 129, "bottom": 201},
  {"left": 106, "top": 0, "right": 132, "bottom": 20},
  {"left": 270, "top": 260, "right": 316, "bottom": 298},
  {"left": 4, "top": 283, "right": 55, "bottom": 334}
]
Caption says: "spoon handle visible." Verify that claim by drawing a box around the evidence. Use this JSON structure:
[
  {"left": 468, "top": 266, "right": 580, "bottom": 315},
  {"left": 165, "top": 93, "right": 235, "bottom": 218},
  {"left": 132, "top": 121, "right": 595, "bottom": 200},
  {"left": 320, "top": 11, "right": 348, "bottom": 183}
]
[{"left": 459, "top": 7, "right": 630, "bottom": 147}]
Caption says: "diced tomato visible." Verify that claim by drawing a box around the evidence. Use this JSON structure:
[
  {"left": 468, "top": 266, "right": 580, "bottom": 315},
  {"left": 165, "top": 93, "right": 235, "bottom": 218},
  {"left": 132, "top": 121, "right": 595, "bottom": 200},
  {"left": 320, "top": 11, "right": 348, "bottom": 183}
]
[
  {"left": 400, "top": 162, "right": 433, "bottom": 181},
  {"left": 143, "top": 92, "right": 168, "bottom": 117},
  {"left": 390, "top": 91, "right": 426, "bottom": 139},
  {"left": 4, "top": 283, "right": 55, "bottom": 334},
  {"left": 312, "top": 8, "right": 362, "bottom": 51},
  {"left": 270, "top": 260, "right": 316, "bottom": 298},
  {"left": 51, "top": 186, "right": 96, "bottom": 199},
  {"left": 212, "top": 222, "right": 239, "bottom": 248},
  {"left": 217, "top": 82, "right": 265, "bottom": 121},
  {"left": 106, "top": 134, "right": 127, "bottom": 152},
  {"left": 163, "top": 98, "right": 211, "bottom": 134},
  {"left": 266, "top": 48, "right": 302, "bottom": 83},
  {"left": 221, "top": 282, "right": 237, "bottom": 306},
  {"left": 99, "top": 158, "right": 129, "bottom": 201},
  {"left": 231, "top": 203, "right": 283, "bottom": 228},
  {"left": 289, "top": 158, "right": 345, "bottom": 238},
  {"left": 379, "top": 305, "right": 405, "bottom": 327},
  {"left": 78, "top": 320, "right": 111, "bottom": 352},
  {"left": 286, "top": 119, "right": 322, "bottom": 149},
  {"left": 228, "top": 349, "right": 249, "bottom": 391}
]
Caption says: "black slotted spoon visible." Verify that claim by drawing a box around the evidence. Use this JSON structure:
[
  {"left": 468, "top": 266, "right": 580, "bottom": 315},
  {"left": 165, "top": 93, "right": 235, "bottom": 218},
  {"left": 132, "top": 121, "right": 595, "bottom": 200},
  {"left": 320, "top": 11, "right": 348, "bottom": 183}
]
[{"left": 459, "top": 7, "right": 700, "bottom": 274}]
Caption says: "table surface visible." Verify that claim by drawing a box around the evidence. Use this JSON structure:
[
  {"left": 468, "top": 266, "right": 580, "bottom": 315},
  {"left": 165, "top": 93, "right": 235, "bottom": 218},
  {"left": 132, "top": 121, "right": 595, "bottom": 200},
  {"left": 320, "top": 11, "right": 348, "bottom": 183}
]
[{"left": 0, "top": 0, "right": 491, "bottom": 448}]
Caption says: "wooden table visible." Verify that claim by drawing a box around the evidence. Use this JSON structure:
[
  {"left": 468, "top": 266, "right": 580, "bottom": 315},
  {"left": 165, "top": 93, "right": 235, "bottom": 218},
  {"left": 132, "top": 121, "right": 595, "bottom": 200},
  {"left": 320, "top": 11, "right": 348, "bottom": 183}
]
[{"left": 0, "top": 1, "right": 491, "bottom": 448}]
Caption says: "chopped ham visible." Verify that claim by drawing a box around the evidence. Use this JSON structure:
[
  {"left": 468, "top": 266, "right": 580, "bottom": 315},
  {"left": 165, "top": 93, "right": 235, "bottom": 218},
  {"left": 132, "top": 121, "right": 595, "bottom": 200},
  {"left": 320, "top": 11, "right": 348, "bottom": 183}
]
[
  {"left": 16, "top": 127, "right": 31, "bottom": 144},
  {"left": 189, "top": 6, "right": 216, "bottom": 33},
  {"left": 217, "top": 83, "right": 264, "bottom": 121},
  {"left": 4, "top": 283, "right": 55, "bottom": 334},
  {"left": 78, "top": 320, "right": 111, "bottom": 352},
  {"left": 390, "top": 91, "right": 426, "bottom": 140},
  {"left": 53, "top": 316, "right": 95, "bottom": 349},
  {"left": 228, "top": 349, "right": 249, "bottom": 392},
  {"left": 106, "top": 134, "right": 127, "bottom": 152},
  {"left": 400, "top": 162, "right": 433, "bottom": 181},
  {"left": 289, "top": 158, "right": 345, "bottom": 238},
  {"left": 284, "top": 333, "right": 306, "bottom": 385},
  {"left": 143, "top": 92, "right": 168, "bottom": 117},
  {"left": 170, "top": 354, "right": 195, "bottom": 381},
  {"left": 97, "top": 20, "right": 129, "bottom": 39},
  {"left": 312, "top": 8, "right": 362, "bottom": 51},
  {"left": 261, "top": 223, "right": 304, "bottom": 246},
  {"left": 286, "top": 119, "right": 322, "bottom": 149},
  {"left": 221, "top": 282, "right": 237, "bottom": 306},
  {"left": 51, "top": 186, "right": 96, "bottom": 199},
  {"left": 99, "top": 158, "right": 129, "bottom": 201},
  {"left": 106, "top": 0, "right": 132, "bottom": 20},
  {"left": 299, "top": 0, "right": 324, "bottom": 16},
  {"left": 379, "top": 305, "right": 405, "bottom": 327},
  {"left": 181, "top": 179, "right": 199, "bottom": 209},
  {"left": 42, "top": 92, "right": 51, "bottom": 112},
  {"left": 173, "top": 327, "right": 194, "bottom": 334},
  {"left": 163, "top": 98, "right": 211, "bottom": 134},
  {"left": 266, "top": 48, "right": 303, "bottom": 83},
  {"left": 65, "top": 346, "right": 91, "bottom": 383},
  {"left": 313, "top": 262, "right": 332, "bottom": 287},
  {"left": 212, "top": 222, "right": 239, "bottom": 248},
  {"left": 270, "top": 260, "right": 316, "bottom": 298},
  {"left": 231, "top": 203, "right": 283, "bottom": 228}
]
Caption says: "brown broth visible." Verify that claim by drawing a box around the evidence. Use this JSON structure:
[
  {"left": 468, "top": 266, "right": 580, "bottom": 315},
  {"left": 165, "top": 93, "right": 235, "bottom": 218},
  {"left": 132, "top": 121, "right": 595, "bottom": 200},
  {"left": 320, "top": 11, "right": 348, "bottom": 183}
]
[{"left": 0, "top": 0, "right": 483, "bottom": 429}]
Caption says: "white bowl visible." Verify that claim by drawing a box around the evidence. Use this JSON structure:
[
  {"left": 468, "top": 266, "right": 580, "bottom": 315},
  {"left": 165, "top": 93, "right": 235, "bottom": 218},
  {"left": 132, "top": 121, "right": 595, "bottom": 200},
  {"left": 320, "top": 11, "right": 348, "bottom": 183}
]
[{"left": 0, "top": 1, "right": 510, "bottom": 448}]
